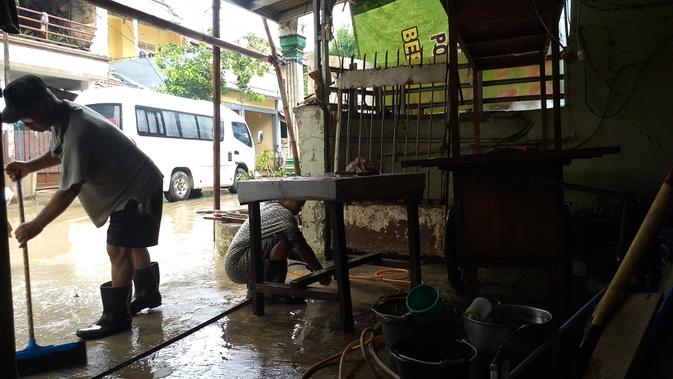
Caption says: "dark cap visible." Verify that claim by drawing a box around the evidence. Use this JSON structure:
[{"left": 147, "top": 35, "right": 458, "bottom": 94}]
[{"left": 2, "top": 75, "right": 49, "bottom": 123}]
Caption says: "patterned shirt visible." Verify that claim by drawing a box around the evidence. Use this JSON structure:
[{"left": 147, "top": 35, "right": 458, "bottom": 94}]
[{"left": 224, "top": 202, "right": 304, "bottom": 284}]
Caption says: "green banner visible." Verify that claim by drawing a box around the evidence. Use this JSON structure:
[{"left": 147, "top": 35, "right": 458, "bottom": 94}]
[{"left": 352, "top": 0, "right": 554, "bottom": 106}]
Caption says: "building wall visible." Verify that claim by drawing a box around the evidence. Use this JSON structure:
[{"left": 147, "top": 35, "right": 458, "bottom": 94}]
[
  {"left": 223, "top": 92, "right": 277, "bottom": 111},
  {"left": 562, "top": 0, "right": 673, "bottom": 207},
  {"left": 244, "top": 112, "right": 274, "bottom": 154},
  {"left": 107, "top": 15, "right": 136, "bottom": 60},
  {"left": 137, "top": 22, "right": 182, "bottom": 52}
]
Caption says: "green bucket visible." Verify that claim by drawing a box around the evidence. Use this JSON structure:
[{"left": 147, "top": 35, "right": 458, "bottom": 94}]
[{"left": 406, "top": 284, "right": 446, "bottom": 316}]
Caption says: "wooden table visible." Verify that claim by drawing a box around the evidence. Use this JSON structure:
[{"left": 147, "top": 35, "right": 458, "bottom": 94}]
[
  {"left": 402, "top": 147, "right": 620, "bottom": 311},
  {"left": 237, "top": 173, "right": 425, "bottom": 332}
]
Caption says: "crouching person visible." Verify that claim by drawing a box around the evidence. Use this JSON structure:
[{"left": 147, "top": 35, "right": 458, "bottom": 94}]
[
  {"left": 224, "top": 200, "right": 330, "bottom": 302},
  {"left": 3, "top": 75, "right": 163, "bottom": 340}
]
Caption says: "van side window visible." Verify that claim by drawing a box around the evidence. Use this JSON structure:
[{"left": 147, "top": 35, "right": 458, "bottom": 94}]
[
  {"left": 88, "top": 103, "right": 122, "bottom": 129},
  {"left": 162, "top": 111, "right": 180, "bottom": 137},
  {"left": 147, "top": 111, "right": 163, "bottom": 135},
  {"left": 197, "top": 115, "right": 213, "bottom": 140},
  {"left": 136, "top": 109, "right": 149, "bottom": 133},
  {"left": 178, "top": 113, "right": 199, "bottom": 139},
  {"left": 232, "top": 122, "right": 252, "bottom": 147}
]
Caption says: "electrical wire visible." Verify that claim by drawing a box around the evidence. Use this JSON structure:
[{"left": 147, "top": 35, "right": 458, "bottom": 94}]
[
  {"left": 583, "top": 31, "right": 673, "bottom": 119},
  {"left": 574, "top": 30, "right": 673, "bottom": 148},
  {"left": 301, "top": 324, "right": 397, "bottom": 379},
  {"left": 532, "top": 0, "right": 567, "bottom": 51}
]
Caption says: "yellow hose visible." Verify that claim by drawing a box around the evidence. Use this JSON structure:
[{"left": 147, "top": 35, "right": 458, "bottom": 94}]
[{"left": 289, "top": 268, "right": 411, "bottom": 290}]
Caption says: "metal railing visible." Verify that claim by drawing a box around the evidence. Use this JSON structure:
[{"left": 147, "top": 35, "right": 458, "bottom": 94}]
[{"left": 16, "top": 6, "right": 96, "bottom": 51}]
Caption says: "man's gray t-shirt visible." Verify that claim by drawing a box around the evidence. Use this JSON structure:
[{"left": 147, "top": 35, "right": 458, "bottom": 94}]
[
  {"left": 50, "top": 101, "right": 163, "bottom": 227},
  {"left": 225, "top": 202, "right": 304, "bottom": 284}
]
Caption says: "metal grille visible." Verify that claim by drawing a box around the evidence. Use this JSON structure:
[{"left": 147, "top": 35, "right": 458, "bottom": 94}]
[{"left": 331, "top": 50, "right": 563, "bottom": 203}]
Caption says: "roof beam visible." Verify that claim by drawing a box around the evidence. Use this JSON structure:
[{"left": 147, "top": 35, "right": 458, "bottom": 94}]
[
  {"left": 84, "top": 0, "right": 270, "bottom": 61},
  {"left": 224, "top": 0, "right": 280, "bottom": 20},
  {"left": 251, "top": 0, "right": 286, "bottom": 11}
]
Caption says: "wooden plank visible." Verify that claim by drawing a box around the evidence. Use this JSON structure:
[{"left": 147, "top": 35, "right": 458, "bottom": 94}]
[
  {"left": 401, "top": 146, "right": 620, "bottom": 169},
  {"left": 337, "top": 64, "right": 447, "bottom": 89},
  {"left": 585, "top": 292, "right": 662, "bottom": 379},
  {"left": 288, "top": 252, "right": 382, "bottom": 288},
  {"left": 255, "top": 283, "right": 338, "bottom": 302},
  {"left": 237, "top": 173, "right": 424, "bottom": 204}
]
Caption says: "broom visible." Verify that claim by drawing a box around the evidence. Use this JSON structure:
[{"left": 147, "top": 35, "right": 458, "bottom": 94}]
[{"left": 14, "top": 179, "right": 87, "bottom": 375}]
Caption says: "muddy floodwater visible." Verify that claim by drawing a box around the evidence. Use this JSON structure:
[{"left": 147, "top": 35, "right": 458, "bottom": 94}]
[
  {"left": 7, "top": 190, "right": 249, "bottom": 377},
  {"left": 7, "top": 189, "right": 454, "bottom": 379}
]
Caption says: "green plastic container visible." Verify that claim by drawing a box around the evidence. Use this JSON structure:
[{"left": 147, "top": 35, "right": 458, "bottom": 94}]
[{"left": 406, "top": 284, "right": 445, "bottom": 316}]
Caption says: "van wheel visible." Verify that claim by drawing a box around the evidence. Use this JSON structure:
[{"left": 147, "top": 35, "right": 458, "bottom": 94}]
[
  {"left": 228, "top": 167, "right": 246, "bottom": 194},
  {"left": 169, "top": 171, "right": 192, "bottom": 202}
]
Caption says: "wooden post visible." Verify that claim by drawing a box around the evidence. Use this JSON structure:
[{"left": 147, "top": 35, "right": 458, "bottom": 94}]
[
  {"left": 263, "top": 19, "right": 301, "bottom": 176},
  {"left": 551, "top": 33, "right": 562, "bottom": 150},
  {"left": 473, "top": 68, "right": 481, "bottom": 154},
  {"left": 407, "top": 196, "right": 422, "bottom": 286},
  {"left": 448, "top": 6, "right": 460, "bottom": 158},
  {"left": 540, "top": 58, "right": 548, "bottom": 149},
  {"left": 212, "top": 0, "right": 221, "bottom": 210},
  {"left": 249, "top": 202, "right": 265, "bottom": 316},
  {"left": 328, "top": 202, "right": 354, "bottom": 332}
]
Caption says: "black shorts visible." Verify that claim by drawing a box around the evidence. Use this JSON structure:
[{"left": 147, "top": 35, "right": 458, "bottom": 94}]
[{"left": 106, "top": 190, "right": 163, "bottom": 248}]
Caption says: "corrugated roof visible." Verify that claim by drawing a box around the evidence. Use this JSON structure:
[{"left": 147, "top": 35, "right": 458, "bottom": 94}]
[{"left": 224, "top": 0, "right": 314, "bottom": 23}]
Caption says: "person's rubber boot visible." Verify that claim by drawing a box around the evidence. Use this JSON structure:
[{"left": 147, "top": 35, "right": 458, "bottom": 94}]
[
  {"left": 129, "top": 262, "right": 162, "bottom": 315},
  {"left": 263, "top": 259, "right": 305, "bottom": 305},
  {"left": 76, "top": 282, "right": 132, "bottom": 340},
  {"left": 264, "top": 259, "right": 288, "bottom": 283}
]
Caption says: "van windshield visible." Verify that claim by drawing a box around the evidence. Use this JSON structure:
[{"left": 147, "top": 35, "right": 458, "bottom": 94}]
[{"left": 88, "top": 103, "right": 122, "bottom": 129}]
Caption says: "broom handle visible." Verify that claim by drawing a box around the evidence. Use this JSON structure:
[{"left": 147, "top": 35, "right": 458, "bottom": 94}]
[
  {"left": 16, "top": 179, "right": 35, "bottom": 340},
  {"left": 588, "top": 172, "right": 673, "bottom": 329}
]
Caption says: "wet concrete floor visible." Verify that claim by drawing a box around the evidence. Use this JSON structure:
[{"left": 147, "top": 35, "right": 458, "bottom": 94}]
[{"left": 8, "top": 189, "right": 464, "bottom": 378}]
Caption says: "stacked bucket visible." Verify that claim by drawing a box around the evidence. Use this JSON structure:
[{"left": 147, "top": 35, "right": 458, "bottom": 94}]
[{"left": 371, "top": 284, "right": 552, "bottom": 378}]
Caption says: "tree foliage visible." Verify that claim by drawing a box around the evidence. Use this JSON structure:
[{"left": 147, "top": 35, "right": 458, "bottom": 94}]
[
  {"left": 155, "top": 34, "right": 271, "bottom": 102},
  {"left": 329, "top": 26, "right": 358, "bottom": 58}
]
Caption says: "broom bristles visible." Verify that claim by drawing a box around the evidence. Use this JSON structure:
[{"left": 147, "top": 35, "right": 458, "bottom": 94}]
[{"left": 16, "top": 339, "right": 87, "bottom": 375}]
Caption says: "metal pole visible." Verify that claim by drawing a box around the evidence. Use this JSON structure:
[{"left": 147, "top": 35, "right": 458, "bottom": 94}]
[
  {"left": 0, "top": 128, "right": 18, "bottom": 379},
  {"left": 212, "top": 0, "right": 221, "bottom": 211},
  {"left": 313, "top": 0, "right": 320, "bottom": 77},
  {"left": 379, "top": 51, "right": 388, "bottom": 173},
  {"left": 84, "top": 0, "right": 268, "bottom": 61},
  {"left": 3, "top": 32, "right": 10, "bottom": 85},
  {"left": 333, "top": 88, "right": 342, "bottom": 173}
]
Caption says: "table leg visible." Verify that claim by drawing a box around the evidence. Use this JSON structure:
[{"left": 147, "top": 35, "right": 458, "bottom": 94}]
[
  {"left": 407, "top": 197, "right": 422, "bottom": 287},
  {"left": 249, "top": 202, "right": 264, "bottom": 316},
  {"left": 328, "top": 201, "right": 354, "bottom": 333}
]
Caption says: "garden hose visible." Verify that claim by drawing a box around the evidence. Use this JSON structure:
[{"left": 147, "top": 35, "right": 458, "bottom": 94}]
[{"left": 301, "top": 323, "right": 400, "bottom": 379}]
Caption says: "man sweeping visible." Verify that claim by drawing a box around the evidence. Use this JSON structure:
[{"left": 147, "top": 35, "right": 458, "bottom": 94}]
[
  {"left": 225, "top": 200, "right": 331, "bottom": 302},
  {"left": 3, "top": 75, "right": 163, "bottom": 340}
]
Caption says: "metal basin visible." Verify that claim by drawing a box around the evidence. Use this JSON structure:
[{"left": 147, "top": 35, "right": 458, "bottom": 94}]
[{"left": 463, "top": 304, "right": 552, "bottom": 367}]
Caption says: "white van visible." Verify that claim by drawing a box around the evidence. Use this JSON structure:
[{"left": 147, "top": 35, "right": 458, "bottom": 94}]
[{"left": 75, "top": 87, "right": 258, "bottom": 201}]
